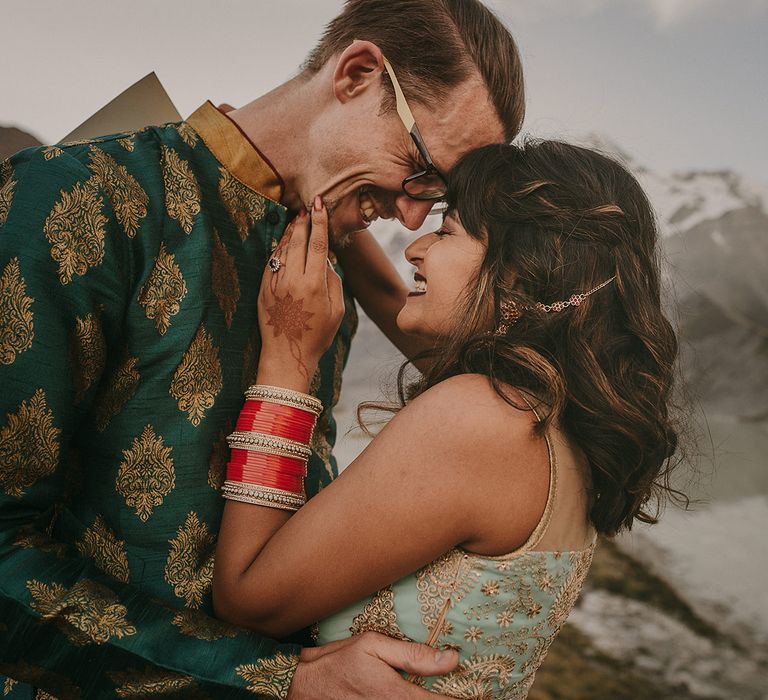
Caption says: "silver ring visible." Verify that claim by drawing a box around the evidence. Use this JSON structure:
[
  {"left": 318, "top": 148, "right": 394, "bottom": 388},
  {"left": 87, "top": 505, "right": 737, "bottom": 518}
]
[{"left": 268, "top": 255, "right": 282, "bottom": 273}]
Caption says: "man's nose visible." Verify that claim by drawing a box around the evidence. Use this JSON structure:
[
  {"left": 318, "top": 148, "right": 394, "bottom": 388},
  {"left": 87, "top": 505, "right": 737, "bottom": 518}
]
[{"left": 394, "top": 195, "right": 435, "bottom": 231}]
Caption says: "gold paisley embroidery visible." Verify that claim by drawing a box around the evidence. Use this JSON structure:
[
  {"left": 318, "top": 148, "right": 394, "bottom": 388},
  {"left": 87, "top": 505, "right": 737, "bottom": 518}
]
[
  {"left": 416, "top": 549, "right": 482, "bottom": 643},
  {"left": 93, "top": 353, "right": 140, "bottom": 431},
  {"left": 0, "top": 257, "right": 34, "bottom": 364},
  {"left": 211, "top": 229, "right": 240, "bottom": 328},
  {"left": 0, "top": 662, "right": 81, "bottom": 700},
  {"left": 43, "top": 176, "right": 107, "bottom": 285},
  {"left": 164, "top": 511, "right": 215, "bottom": 609},
  {"left": 87, "top": 147, "right": 148, "bottom": 238},
  {"left": 116, "top": 425, "right": 175, "bottom": 522},
  {"left": 218, "top": 167, "right": 265, "bottom": 241},
  {"left": 207, "top": 422, "right": 231, "bottom": 491},
  {"left": 0, "top": 160, "right": 16, "bottom": 226},
  {"left": 0, "top": 389, "right": 60, "bottom": 498},
  {"left": 432, "top": 654, "right": 517, "bottom": 699},
  {"left": 3, "top": 677, "right": 17, "bottom": 696},
  {"left": 138, "top": 241, "right": 187, "bottom": 335},
  {"left": 43, "top": 146, "right": 65, "bottom": 160},
  {"left": 161, "top": 145, "right": 200, "bottom": 234},
  {"left": 27, "top": 579, "right": 136, "bottom": 646},
  {"left": 76, "top": 515, "right": 130, "bottom": 583},
  {"left": 70, "top": 312, "right": 106, "bottom": 403},
  {"left": 117, "top": 137, "right": 135, "bottom": 152},
  {"left": 176, "top": 122, "right": 199, "bottom": 148},
  {"left": 170, "top": 325, "right": 222, "bottom": 426},
  {"left": 109, "top": 667, "right": 199, "bottom": 698},
  {"left": 14, "top": 525, "right": 68, "bottom": 558},
  {"left": 235, "top": 651, "right": 299, "bottom": 698},
  {"left": 349, "top": 586, "right": 409, "bottom": 640},
  {"left": 546, "top": 546, "right": 594, "bottom": 633},
  {"left": 34, "top": 690, "right": 57, "bottom": 700},
  {"left": 171, "top": 609, "right": 238, "bottom": 641}
]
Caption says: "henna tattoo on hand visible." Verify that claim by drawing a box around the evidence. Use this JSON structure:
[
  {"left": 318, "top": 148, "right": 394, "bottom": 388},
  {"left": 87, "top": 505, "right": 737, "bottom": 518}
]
[{"left": 265, "top": 292, "right": 315, "bottom": 379}]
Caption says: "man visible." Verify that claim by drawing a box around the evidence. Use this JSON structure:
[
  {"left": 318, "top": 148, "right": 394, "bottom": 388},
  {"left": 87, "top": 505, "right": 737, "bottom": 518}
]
[{"left": 0, "top": 1, "right": 524, "bottom": 697}]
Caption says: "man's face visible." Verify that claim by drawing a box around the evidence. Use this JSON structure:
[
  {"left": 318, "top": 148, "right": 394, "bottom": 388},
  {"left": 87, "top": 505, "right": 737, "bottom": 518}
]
[{"left": 310, "top": 73, "right": 506, "bottom": 242}]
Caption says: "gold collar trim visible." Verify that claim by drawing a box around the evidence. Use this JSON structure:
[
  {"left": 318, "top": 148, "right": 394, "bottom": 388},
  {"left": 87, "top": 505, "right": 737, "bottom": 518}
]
[{"left": 186, "top": 101, "right": 283, "bottom": 203}]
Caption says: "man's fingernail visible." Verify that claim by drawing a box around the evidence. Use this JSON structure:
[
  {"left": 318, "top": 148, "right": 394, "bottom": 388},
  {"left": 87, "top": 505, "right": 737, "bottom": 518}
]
[
  {"left": 434, "top": 650, "right": 452, "bottom": 663},
  {"left": 314, "top": 195, "right": 323, "bottom": 212}
]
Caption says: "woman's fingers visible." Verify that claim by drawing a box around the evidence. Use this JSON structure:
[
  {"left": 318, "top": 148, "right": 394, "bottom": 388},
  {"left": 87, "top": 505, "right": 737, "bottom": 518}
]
[
  {"left": 306, "top": 196, "right": 330, "bottom": 280},
  {"left": 287, "top": 208, "right": 310, "bottom": 273}
]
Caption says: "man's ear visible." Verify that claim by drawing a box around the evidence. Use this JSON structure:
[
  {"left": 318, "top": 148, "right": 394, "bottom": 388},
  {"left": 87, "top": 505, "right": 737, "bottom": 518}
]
[{"left": 332, "top": 40, "right": 385, "bottom": 104}]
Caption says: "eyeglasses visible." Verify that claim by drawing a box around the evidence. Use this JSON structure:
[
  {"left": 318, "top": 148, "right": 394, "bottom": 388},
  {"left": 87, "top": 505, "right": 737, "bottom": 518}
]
[{"left": 382, "top": 56, "right": 448, "bottom": 201}]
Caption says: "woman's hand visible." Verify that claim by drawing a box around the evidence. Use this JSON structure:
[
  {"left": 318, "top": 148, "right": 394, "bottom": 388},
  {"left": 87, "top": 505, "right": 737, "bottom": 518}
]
[{"left": 256, "top": 197, "right": 345, "bottom": 393}]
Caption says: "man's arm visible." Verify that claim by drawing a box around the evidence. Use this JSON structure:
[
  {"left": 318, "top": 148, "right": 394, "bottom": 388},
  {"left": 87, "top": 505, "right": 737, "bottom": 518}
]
[
  {"left": 334, "top": 229, "right": 433, "bottom": 365},
  {"left": 0, "top": 148, "right": 301, "bottom": 699}
]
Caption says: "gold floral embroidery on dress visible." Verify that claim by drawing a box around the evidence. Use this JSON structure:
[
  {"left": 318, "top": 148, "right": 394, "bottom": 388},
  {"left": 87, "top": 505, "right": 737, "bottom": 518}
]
[
  {"left": 3, "top": 677, "right": 17, "bottom": 695},
  {"left": 416, "top": 549, "right": 482, "bottom": 641},
  {"left": 70, "top": 312, "right": 106, "bottom": 404},
  {"left": 0, "top": 389, "right": 60, "bottom": 498},
  {"left": 176, "top": 122, "right": 199, "bottom": 149},
  {"left": 138, "top": 241, "right": 187, "bottom": 335},
  {"left": 34, "top": 689, "right": 57, "bottom": 700},
  {"left": 211, "top": 229, "right": 240, "bottom": 328},
  {"left": 218, "top": 167, "right": 266, "bottom": 241},
  {"left": 0, "top": 160, "right": 16, "bottom": 227},
  {"left": 43, "top": 175, "right": 108, "bottom": 285},
  {"left": 75, "top": 515, "right": 130, "bottom": 583},
  {"left": 116, "top": 424, "right": 175, "bottom": 522},
  {"left": 42, "top": 146, "right": 64, "bottom": 160},
  {"left": 87, "top": 147, "right": 148, "bottom": 238},
  {"left": 161, "top": 145, "right": 201, "bottom": 234},
  {"left": 171, "top": 608, "right": 239, "bottom": 641},
  {"left": 117, "top": 137, "right": 135, "bottom": 152},
  {"left": 207, "top": 422, "right": 231, "bottom": 491},
  {"left": 0, "top": 257, "right": 34, "bottom": 365},
  {"left": 349, "top": 586, "right": 409, "bottom": 640},
  {"left": 235, "top": 651, "right": 299, "bottom": 699},
  {"left": 14, "top": 525, "right": 69, "bottom": 558},
  {"left": 27, "top": 579, "right": 137, "bottom": 646},
  {"left": 431, "top": 654, "right": 517, "bottom": 699},
  {"left": 109, "top": 667, "right": 200, "bottom": 698},
  {"left": 0, "top": 661, "right": 81, "bottom": 700},
  {"left": 93, "top": 353, "right": 140, "bottom": 432},
  {"left": 164, "top": 511, "right": 215, "bottom": 609},
  {"left": 170, "top": 324, "right": 222, "bottom": 426},
  {"left": 546, "top": 546, "right": 594, "bottom": 633}
]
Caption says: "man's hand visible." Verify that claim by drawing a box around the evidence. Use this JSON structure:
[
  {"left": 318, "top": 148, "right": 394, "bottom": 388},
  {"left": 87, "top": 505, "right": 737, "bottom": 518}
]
[{"left": 287, "top": 632, "right": 459, "bottom": 699}]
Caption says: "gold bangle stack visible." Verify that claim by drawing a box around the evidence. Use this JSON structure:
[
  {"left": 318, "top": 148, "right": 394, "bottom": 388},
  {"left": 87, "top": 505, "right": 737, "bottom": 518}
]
[
  {"left": 226, "top": 431, "right": 312, "bottom": 462},
  {"left": 221, "top": 481, "right": 307, "bottom": 512},
  {"left": 244, "top": 385, "right": 323, "bottom": 416}
]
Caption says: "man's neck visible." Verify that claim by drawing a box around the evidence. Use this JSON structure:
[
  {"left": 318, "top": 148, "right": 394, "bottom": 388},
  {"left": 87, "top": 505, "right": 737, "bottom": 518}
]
[{"left": 227, "top": 76, "right": 314, "bottom": 211}]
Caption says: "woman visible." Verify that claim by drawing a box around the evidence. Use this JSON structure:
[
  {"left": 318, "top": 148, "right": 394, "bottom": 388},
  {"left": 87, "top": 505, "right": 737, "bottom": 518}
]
[{"left": 212, "top": 141, "right": 680, "bottom": 698}]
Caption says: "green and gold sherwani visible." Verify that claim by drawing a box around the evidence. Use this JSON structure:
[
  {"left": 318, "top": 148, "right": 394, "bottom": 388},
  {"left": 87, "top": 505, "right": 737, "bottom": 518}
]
[{"left": 0, "top": 103, "right": 357, "bottom": 699}]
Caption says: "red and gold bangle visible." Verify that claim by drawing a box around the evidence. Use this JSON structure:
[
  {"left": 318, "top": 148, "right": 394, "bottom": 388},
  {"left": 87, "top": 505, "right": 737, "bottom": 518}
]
[{"left": 236, "top": 400, "right": 317, "bottom": 443}]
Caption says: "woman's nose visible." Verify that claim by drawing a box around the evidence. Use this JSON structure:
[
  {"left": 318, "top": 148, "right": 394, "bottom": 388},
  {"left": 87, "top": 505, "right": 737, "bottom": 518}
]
[{"left": 404, "top": 232, "right": 432, "bottom": 265}]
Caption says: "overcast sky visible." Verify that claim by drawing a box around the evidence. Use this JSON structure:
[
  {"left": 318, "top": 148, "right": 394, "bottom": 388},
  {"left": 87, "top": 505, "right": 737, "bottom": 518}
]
[{"left": 2, "top": 0, "right": 766, "bottom": 185}]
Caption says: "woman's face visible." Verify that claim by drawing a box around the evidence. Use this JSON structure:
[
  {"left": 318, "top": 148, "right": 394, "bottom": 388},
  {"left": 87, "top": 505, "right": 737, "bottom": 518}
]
[{"left": 397, "top": 212, "right": 487, "bottom": 340}]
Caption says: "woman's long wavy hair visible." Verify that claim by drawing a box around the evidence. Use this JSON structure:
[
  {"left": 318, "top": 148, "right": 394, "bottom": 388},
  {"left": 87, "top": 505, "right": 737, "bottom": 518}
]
[{"left": 372, "top": 141, "right": 685, "bottom": 537}]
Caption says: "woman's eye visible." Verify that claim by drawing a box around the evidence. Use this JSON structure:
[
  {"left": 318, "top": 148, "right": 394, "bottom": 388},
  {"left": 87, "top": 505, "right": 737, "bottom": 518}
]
[{"left": 435, "top": 228, "right": 451, "bottom": 238}]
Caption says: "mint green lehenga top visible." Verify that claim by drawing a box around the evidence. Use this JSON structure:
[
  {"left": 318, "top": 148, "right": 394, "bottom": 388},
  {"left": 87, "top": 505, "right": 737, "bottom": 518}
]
[{"left": 316, "top": 426, "right": 596, "bottom": 700}]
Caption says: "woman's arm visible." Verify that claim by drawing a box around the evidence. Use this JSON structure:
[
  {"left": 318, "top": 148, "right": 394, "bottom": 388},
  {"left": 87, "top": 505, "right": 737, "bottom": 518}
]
[{"left": 212, "top": 204, "right": 548, "bottom": 638}]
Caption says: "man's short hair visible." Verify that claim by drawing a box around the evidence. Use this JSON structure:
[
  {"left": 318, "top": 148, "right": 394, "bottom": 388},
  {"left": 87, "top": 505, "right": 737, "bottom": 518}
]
[{"left": 303, "top": 0, "right": 525, "bottom": 141}]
